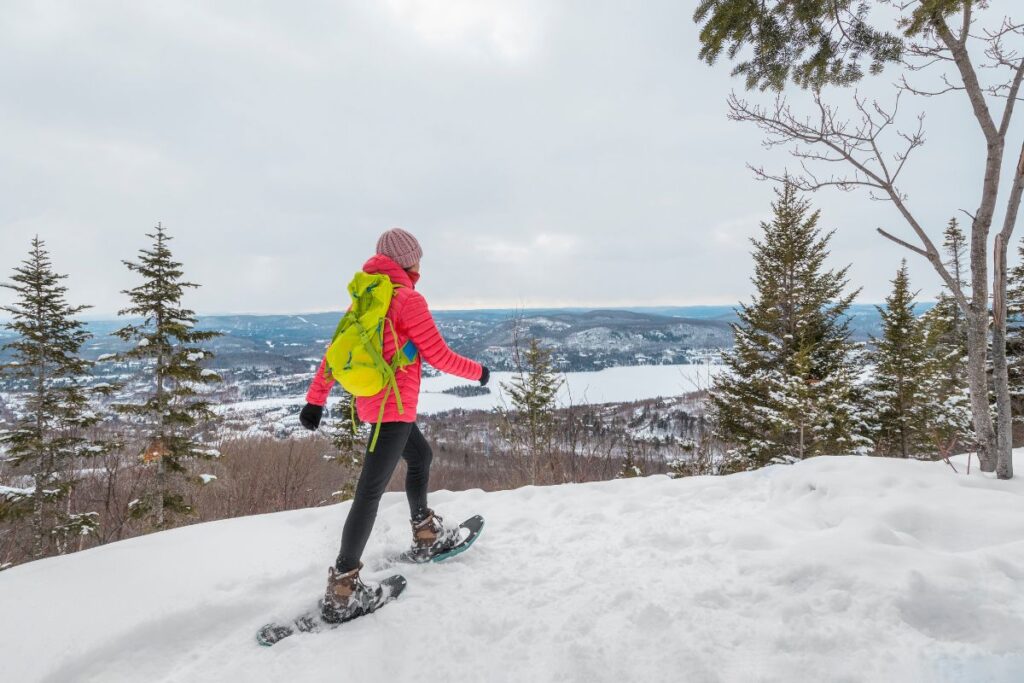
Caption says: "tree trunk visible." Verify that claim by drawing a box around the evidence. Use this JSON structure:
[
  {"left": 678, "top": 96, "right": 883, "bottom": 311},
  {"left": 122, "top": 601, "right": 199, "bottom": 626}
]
[
  {"left": 900, "top": 412, "right": 908, "bottom": 459},
  {"left": 963, "top": 202, "right": 997, "bottom": 472},
  {"left": 965, "top": 304, "right": 997, "bottom": 471},
  {"left": 32, "top": 355, "right": 47, "bottom": 560},
  {"left": 992, "top": 235, "right": 1015, "bottom": 479},
  {"left": 31, "top": 471, "right": 45, "bottom": 560},
  {"left": 155, "top": 307, "right": 166, "bottom": 529}
]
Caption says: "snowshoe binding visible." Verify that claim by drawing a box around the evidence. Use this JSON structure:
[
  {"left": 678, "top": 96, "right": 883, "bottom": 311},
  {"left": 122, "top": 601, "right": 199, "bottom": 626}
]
[{"left": 399, "top": 511, "right": 485, "bottom": 564}]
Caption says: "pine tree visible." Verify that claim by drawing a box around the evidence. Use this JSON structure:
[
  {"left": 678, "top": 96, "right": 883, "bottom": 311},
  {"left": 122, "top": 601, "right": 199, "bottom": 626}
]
[
  {"left": 616, "top": 449, "right": 642, "bottom": 479},
  {"left": 325, "top": 391, "right": 364, "bottom": 502},
  {"left": 870, "top": 262, "right": 930, "bottom": 458},
  {"left": 0, "top": 238, "right": 113, "bottom": 558},
  {"left": 501, "top": 336, "right": 564, "bottom": 484},
  {"left": 1007, "top": 232, "right": 1024, "bottom": 415},
  {"left": 113, "top": 225, "right": 222, "bottom": 528},
  {"left": 939, "top": 218, "right": 969, "bottom": 352},
  {"left": 917, "top": 218, "right": 973, "bottom": 457},
  {"left": 710, "top": 182, "right": 870, "bottom": 471},
  {"left": 327, "top": 391, "right": 362, "bottom": 454},
  {"left": 918, "top": 304, "right": 973, "bottom": 458}
]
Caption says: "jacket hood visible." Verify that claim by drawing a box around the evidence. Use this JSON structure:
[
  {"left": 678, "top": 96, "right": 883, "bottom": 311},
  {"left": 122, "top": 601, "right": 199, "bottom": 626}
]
[{"left": 363, "top": 253, "right": 418, "bottom": 288}]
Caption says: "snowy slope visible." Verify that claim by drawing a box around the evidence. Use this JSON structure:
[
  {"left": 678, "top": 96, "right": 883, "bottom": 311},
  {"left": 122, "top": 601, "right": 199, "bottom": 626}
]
[{"left": 1, "top": 454, "right": 1023, "bottom": 683}]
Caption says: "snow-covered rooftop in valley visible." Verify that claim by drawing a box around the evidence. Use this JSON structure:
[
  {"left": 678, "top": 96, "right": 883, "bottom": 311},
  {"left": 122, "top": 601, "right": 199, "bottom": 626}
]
[{"left": 1, "top": 453, "right": 1022, "bottom": 682}]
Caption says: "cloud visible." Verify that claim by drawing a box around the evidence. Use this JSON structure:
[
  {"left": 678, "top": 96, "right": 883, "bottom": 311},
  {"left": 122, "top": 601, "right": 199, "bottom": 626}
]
[
  {"left": 383, "top": 0, "right": 549, "bottom": 63},
  {"left": 709, "top": 213, "right": 766, "bottom": 250},
  {"left": 476, "top": 233, "right": 577, "bottom": 263},
  {"left": 0, "top": 0, "right": 981, "bottom": 315}
]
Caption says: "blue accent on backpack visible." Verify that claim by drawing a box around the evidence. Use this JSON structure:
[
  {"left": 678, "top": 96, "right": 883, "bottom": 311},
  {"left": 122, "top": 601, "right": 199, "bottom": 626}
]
[{"left": 402, "top": 340, "right": 418, "bottom": 361}]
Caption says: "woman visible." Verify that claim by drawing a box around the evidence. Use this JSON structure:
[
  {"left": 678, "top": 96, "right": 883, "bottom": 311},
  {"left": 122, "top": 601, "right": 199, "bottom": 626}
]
[{"left": 299, "top": 227, "right": 490, "bottom": 622}]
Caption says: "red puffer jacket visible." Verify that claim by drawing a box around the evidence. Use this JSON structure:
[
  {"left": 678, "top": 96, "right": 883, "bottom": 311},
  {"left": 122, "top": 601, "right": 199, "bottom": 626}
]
[{"left": 305, "top": 254, "right": 483, "bottom": 423}]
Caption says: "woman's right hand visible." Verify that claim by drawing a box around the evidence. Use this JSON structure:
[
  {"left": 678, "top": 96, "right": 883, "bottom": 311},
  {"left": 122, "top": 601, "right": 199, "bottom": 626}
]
[{"left": 299, "top": 403, "right": 324, "bottom": 430}]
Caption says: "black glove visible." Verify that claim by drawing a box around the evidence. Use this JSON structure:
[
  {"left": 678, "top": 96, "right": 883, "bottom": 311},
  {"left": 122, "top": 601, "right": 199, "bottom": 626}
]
[
  {"left": 299, "top": 403, "right": 324, "bottom": 431},
  {"left": 479, "top": 366, "right": 490, "bottom": 387}
]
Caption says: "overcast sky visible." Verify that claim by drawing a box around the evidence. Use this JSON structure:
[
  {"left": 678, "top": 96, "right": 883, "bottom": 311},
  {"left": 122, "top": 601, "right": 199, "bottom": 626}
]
[{"left": 0, "top": 1, "right": 1012, "bottom": 316}]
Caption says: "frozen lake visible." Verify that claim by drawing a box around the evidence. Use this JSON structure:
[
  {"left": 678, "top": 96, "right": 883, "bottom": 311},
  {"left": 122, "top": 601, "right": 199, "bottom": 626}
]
[
  {"left": 417, "top": 363, "right": 721, "bottom": 414},
  {"left": 216, "top": 363, "right": 721, "bottom": 418}
]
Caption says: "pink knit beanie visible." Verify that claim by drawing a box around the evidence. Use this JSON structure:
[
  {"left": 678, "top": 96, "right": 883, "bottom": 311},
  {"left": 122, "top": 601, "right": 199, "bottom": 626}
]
[{"left": 376, "top": 228, "right": 423, "bottom": 269}]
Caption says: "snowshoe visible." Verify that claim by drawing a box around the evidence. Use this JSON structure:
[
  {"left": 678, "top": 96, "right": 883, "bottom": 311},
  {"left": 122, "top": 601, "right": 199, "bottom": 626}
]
[
  {"left": 398, "top": 513, "right": 484, "bottom": 564},
  {"left": 256, "top": 569, "right": 407, "bottom": 646}
]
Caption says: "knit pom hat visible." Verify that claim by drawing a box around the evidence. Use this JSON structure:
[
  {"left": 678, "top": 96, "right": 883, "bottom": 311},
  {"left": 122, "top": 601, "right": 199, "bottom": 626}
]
[{"left": 376, "top": 228, "right": 423, "bottom": 269}]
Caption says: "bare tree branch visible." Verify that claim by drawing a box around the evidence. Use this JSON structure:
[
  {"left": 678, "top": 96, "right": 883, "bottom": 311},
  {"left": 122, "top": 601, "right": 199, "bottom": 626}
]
[
  {"left": 999, "top": 140, "right": 1024, "bottom": 245},
  {"left": 728, "top": 86, "right": 972, "bottom": 313},
  {"left": 877, "top": 227, "right": 929, "bottom": 257},
  {"left": 935, "top": 17, "right": 999, "bottom": 143}
]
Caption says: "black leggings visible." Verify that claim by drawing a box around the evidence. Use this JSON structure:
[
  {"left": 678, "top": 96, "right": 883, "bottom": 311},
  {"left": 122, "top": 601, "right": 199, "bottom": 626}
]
[{"left": 335, "top": 422, "right": 433, "bottom": 572}]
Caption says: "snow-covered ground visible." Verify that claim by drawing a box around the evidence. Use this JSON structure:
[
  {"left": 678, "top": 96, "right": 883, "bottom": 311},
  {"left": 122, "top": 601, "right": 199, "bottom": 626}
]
[
  {"left": 2, "top": 453, "right": 1022, "bottom": 682},
  {"left": 217, "top": 363, "right": 721, "bottom": 420}
]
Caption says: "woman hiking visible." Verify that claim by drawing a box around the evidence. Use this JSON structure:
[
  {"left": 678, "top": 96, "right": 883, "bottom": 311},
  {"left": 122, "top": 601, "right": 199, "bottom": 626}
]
[{"left": 298, "top": 227, "right": 490, "bottom": 623}]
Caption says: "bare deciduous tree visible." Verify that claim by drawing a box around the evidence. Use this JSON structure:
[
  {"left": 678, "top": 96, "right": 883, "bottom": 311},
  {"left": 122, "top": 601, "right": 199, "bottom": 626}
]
[{"left": 700, "top": 2, "right": 1024, "bottom": 478}]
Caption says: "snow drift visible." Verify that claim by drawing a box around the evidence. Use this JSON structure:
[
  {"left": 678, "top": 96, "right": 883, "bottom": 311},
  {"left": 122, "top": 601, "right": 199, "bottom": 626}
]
[{"left": 1, "top": 454, "right": 1023, "bottom": 682}]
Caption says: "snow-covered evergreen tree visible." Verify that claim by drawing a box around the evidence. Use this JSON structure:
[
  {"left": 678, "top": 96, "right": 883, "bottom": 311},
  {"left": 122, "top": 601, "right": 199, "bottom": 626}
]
[
  {"left": 1006, "top": 232, "right": 1024, "bottom": 416},
  {"left": 918, "top": 305, "right": 973, "bottom": 458},
  {"left": 327, "top": 391, "right": 362, "bottom": 453},
  {"left": 113, "top": 225, "right": 222, "bottom": 528},
  {"left": 869, "top": 262, "right": 930, "bottom": 458},
  {"left": 710, "top": 182, "right": 870, "bottom": 472},
  {"left": 867, "top": 253, "right": 971, "bottom": 460},
  {"left": 501, "top": 336, "right": 564, "bottom": 483},
  {"left": 915, "top": 219, "right": 973, "bottom": 457},
  {"left": 920, "top": 219, "right": 970, "bottom": 399},
  {"left": 616, "top": 450, "right": 642, "bottom": 479},
  {"left": 326, "top": 391, "right": 364, "bottom": 501},
  {"left": 937, "top": 218, "right": 969, "bottom": 355},
  {"left": 0, "top": 238, "right": 113, "bottom": 558}
]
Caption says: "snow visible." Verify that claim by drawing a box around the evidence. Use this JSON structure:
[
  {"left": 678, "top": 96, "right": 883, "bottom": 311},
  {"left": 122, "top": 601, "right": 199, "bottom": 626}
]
[
  {"left": 0, "top": 484, "right": 33, "bottom": 500},
  {"left": 416, "top": 363, "right": 720, "bottom": 414},
  {"left": 1, "top": 453, "right": 1022, "bottom": 682},
  {"left": 137, "top": 338, "right": 150, "bottom": 348},
  {"left": 198, "top": 474, "right": 217, "bottom": 484},
  {"left": 212, "top": 364, "right": 721, "bottom": 422},
  {"left": 187, "top": 352, "right": 206, "bottom": 362},
  {"left": 96, "top": 353, "right": 116, "bottom": 362},
  {"left": 213, "top": 397, "right": 305, "bottom": 414}
]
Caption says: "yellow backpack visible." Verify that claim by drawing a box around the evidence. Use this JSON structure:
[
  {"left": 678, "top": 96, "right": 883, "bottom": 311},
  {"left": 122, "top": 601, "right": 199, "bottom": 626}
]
[{"left": 324, "top": 272, "right": 416, "bottom": 450}]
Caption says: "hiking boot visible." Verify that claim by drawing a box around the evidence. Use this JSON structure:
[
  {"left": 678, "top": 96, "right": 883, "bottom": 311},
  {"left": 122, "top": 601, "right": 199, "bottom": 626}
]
[
  {"left": 320, "top": 563, "right": 380, "bottom": 624},
  {"left": 409, "top": 509, "right": 462, "bottom": 561}
]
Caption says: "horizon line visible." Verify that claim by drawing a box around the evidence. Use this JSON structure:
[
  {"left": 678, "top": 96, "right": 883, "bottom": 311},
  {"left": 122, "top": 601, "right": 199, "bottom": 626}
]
[{"left": 9, "top": 300, "right": 935, "bottom": 324}]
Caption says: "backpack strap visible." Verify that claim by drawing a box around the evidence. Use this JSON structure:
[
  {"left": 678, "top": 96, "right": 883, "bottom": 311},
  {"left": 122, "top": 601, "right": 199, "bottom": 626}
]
[
  {"left": 366, "top": 317, "right": 409, "bottom": 452},
  {"left": 384, "top": 317, "right": 405, "bottom": 415}
]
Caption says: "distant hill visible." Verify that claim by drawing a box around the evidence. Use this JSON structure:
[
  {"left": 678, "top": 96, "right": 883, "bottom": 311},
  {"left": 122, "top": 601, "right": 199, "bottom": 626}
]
[
  {"left": 0, "top": 303, "right": 933, "bottom": 372},
  {"left": 68, "top": 309, "right": 732, "bottom": 372}
]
